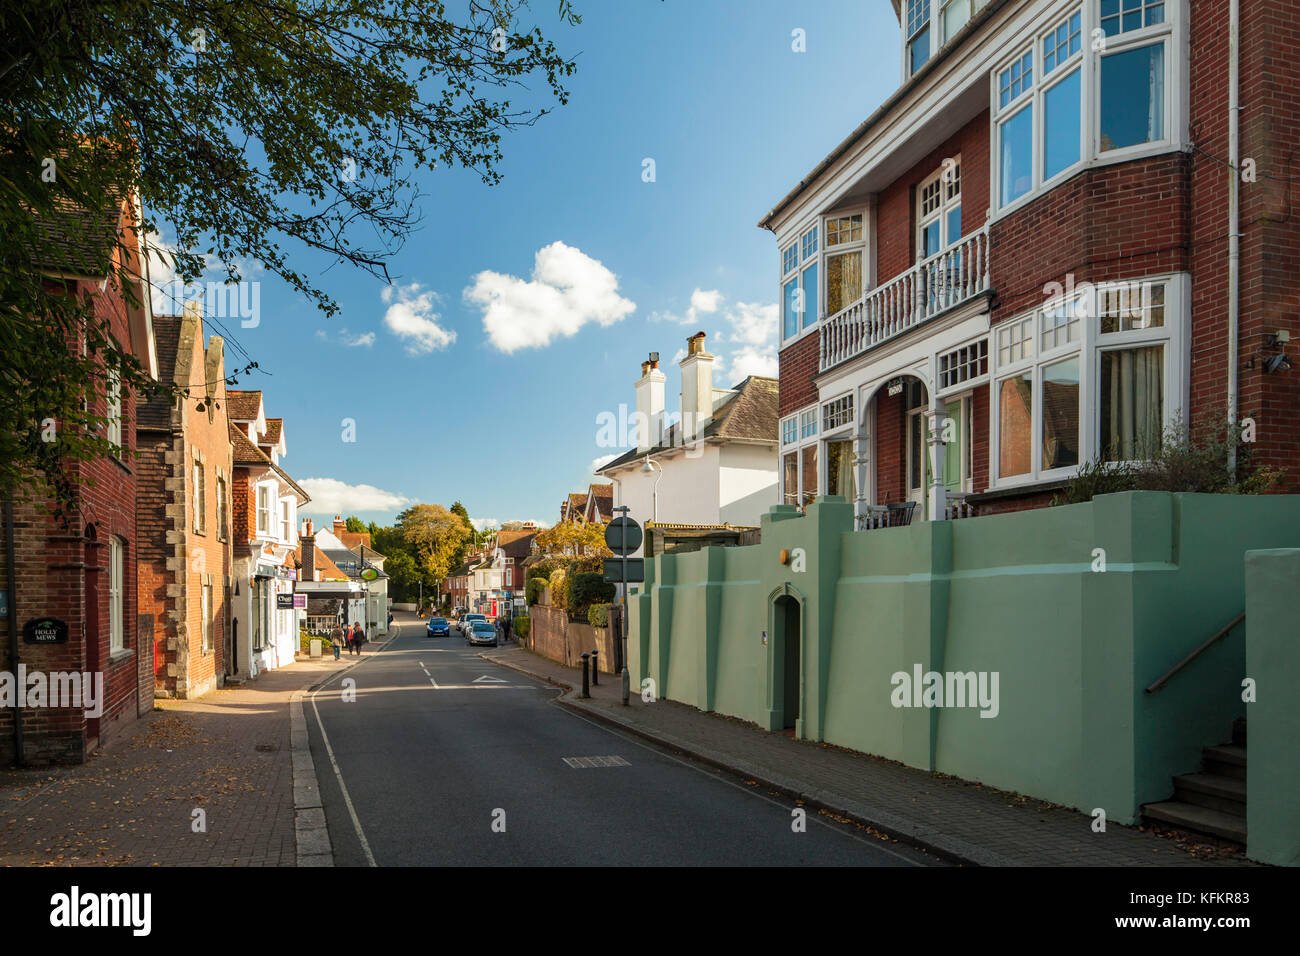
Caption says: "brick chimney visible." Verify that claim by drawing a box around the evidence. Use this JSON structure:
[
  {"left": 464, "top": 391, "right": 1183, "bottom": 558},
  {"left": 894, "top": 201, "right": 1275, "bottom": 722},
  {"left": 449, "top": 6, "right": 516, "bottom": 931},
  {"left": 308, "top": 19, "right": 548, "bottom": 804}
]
[
  {"left": 301, "top": 519, "right": 316, "bottom": 582},
  {"left": 635, "top": 352, "right": 665, "bottom": 452},
  {"left": 680, "top": 331, "right": 714, "bottom": 441},
  {"left": 333, "top": 514, "right": 346, "bottom": 536}
]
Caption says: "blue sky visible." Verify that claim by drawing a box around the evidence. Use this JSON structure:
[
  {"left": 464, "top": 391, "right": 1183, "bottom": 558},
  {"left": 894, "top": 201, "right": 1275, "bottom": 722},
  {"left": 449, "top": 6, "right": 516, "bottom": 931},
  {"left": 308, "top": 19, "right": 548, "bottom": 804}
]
[{"left": 155, "top": 0, "right": 903, "bottom": 529}]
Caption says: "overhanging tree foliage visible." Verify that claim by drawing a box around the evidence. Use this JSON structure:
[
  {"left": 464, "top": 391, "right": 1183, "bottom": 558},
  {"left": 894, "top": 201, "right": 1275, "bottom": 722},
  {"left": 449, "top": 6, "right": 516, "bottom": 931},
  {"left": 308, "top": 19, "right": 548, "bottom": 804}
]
[{"left": 1, "top": 0, "right": 578, "bottom": 508}]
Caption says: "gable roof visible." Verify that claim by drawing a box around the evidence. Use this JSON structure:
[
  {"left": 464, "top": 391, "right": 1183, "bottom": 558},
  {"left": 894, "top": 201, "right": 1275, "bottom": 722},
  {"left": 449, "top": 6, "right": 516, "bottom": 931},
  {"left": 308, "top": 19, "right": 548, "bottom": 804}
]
[
  {"left": 597, "top": 375, "right": 779, "bottom": 474},
  {"left": 225, "top": 389, "right": 263, "bottom": 422},
  {"left": 585, "top": 483, "right": 614, "bottom": 521},
  {"left": 229, "top": 422, "right": 311, "bottom": 502},
  {"left": 31, "top": 197, "right": 123, "bottom": 278},
  {"left": 259, "top": 418, "right": 283, "bottom": 446}
]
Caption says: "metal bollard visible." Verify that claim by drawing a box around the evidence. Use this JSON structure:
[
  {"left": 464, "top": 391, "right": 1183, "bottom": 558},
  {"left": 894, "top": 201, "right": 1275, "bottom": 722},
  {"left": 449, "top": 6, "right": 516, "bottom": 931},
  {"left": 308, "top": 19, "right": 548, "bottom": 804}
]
[
  {"left": 580, "top": 652, "right": 590, "bottom": 698},
  {"left": 591, "top": 649, "right": 599, "bottom": 686}
]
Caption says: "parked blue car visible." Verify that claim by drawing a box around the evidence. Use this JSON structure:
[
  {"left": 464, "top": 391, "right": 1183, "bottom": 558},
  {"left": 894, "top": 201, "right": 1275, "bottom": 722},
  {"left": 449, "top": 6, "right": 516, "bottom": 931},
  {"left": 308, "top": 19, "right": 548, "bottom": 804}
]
[{"left": 426, "top": 616, "right": 450, "bottom": 637}]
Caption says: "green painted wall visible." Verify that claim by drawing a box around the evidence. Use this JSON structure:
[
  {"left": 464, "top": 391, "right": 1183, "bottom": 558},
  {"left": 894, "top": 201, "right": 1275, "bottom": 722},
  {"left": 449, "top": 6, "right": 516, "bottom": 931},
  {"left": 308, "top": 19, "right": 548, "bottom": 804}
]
[
  {"left": 1245, "top": 548, "right": 1300, "bottom": 866},
  {"left": 629, "top": 491, "right": 1300, "bottom": 839}
]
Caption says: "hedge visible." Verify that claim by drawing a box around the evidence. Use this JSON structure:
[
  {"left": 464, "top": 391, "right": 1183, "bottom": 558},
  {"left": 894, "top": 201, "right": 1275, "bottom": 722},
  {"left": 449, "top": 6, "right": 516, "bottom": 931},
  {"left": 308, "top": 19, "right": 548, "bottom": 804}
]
[
  {"left": 513, "top": 616, "right": 530, "bottom": 639},
  {"left": 548, "top": 568, "right": 569, "bottom": 611},
  {"left": 569, "top": 572, "right": 615, "bottom": 622},
  {"left": 587, "top": 603, "right": 610, "bottom": 628}
]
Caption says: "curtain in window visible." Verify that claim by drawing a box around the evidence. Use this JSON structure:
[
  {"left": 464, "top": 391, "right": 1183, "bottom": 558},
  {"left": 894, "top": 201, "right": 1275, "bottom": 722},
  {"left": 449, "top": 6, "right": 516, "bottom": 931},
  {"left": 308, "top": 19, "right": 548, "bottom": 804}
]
[
  {"left": 1102, "top": 346, "right": 1163, "bottom": 459},
  {"left": 827, "top": 440, "right": 856, "bottom": 500},
  {"left": 826, "top": 251, "right": 863, "bottom": 317}
]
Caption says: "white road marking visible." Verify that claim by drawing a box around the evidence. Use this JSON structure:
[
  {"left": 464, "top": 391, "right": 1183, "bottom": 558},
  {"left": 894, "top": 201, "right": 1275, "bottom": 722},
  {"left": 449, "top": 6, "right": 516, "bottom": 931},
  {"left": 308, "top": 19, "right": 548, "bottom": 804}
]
[{"left": 309, "top": 686, "right": 378, "bottom": 868}]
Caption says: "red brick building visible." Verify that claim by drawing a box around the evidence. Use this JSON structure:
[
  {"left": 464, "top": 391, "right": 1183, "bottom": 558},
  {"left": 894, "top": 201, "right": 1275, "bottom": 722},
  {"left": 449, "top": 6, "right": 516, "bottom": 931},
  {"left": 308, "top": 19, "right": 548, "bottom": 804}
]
[
  {"left": 137, "top": 302, "right": 234, "bottom": 700},
  {"left": 0, "top": 198, "right": 158, "bottom": 764},
  {"left": 765, "top": 0, "right": 1299, "bottom": 524}
]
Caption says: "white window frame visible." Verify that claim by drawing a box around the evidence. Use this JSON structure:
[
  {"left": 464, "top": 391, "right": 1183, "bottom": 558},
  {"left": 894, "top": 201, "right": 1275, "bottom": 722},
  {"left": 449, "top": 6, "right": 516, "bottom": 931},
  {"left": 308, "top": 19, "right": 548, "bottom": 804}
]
[
  {"left": 819, "top": 391, "right": 856, "bottom": 500},
  {"left": 781, "top": 404, "right": 821, "bottom": 509},
  {"left": 780, "top": 224, "right": 822, "bottom": 344},
  {"left": 987, "top": 272, "right": 1187, "bottom": 491},
  {"left": 904, "top": 0, "right": 934, "bottom": 79},
  {"left": 106, "top": 366, "right": 122, "bottom": 454},
  {"left": 822, "top": 210, "right": 867, "bottom": 323},
  {"left": 192, "top": 456, "right": 206, "bottom": 534},
  {"left": 109, "top": 536, "right": 124, "bottom": 652},
  {"left": 989, "top": 0, "right": 1181, "bottom": 221},
  {"left": 256, "top": 485, "right": 272, "bottom": 536},
  {"left": 916, "top": 157, "right": 964, "bottom": 262},
  {"left": 280, "top": 499, "right": 291, "bottom": 543},
  {"left": 201, "top": 582, "right": 212, "bottom": 655}
]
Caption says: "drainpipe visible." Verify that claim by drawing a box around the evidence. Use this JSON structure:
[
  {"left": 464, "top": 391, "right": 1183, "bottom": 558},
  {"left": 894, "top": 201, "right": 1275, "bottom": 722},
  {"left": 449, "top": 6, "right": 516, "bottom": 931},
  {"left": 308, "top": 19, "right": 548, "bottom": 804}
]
[
  {"left": 1227, "top": 0, "right": 1241, "bottom": 477},
  {"left": 5, "top": 500, "right": 23, "bottom": 766}
]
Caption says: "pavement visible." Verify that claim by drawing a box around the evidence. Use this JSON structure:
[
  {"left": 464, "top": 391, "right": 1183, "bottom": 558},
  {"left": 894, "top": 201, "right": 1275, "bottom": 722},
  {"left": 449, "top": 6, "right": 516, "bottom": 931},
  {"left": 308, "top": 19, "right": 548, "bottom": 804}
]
[
  {"left": 304, "top": 616, "right": 935, "bottom": 866},
  {"left": 0, "top": 633, "right": 394, "bottom": 867},
  {"left": 479, "top": 643, "right": 1258, "bottom": 867}
]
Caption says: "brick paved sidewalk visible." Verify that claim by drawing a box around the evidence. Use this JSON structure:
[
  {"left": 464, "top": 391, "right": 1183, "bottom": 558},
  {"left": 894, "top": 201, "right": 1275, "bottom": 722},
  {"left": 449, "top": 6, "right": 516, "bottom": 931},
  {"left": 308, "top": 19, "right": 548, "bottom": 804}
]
[
  {"left": 0, "top": 654, "right": 350, "bottom": 867},
  {"left": 481, "top": 645, "right": 1255, "bottom": 867}
]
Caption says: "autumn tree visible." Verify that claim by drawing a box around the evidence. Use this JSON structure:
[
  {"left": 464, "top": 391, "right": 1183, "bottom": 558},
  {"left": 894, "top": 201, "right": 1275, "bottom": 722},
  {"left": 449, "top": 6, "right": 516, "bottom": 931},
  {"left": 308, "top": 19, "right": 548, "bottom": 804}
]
[
  {"left": 534, "top": 520, "right": 611, "bottom": 559},
  {"left": 1, "top": 0, "right": 579, "bottom": 506},
  {"left": 395, "top": 503, "right": 473, "bottom": 586}
]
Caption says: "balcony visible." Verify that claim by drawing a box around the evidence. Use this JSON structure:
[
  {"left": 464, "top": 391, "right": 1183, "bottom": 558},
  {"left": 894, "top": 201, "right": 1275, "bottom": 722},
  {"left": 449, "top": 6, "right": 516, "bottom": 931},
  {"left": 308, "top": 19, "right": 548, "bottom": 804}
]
[{"left": 820, "top": 225, "right": 991, "bottom": 372}]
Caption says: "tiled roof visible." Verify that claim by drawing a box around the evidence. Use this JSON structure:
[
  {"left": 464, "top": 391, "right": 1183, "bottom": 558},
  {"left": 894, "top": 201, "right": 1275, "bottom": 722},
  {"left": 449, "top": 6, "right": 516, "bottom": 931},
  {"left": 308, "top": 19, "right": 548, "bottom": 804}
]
[
  {"left": 338, "top": 530, "right": 375, "bottom": 553},
  {"left": 259, "top": 417, "right": 283, "bottom": 446},
  {"left": 230, "top": 421, "right": 272, "bottom": 467},
  {"left": 138, "top": 314, "right": 184, "bottom": 431},
  {"left": 31, "top": 197, "right": 123, "bottom": 277},
  {"left": 598, "top": 375, "right": 779, "bottom": 473},
  {"left": 225, "top": 389, "right": 262, "bottom": 422},
  {"left": 229, "top": 422, "right": 311, "bottom": 502},
  {"left": 500, "top": 533, "right": 536, "bottom": 559}
]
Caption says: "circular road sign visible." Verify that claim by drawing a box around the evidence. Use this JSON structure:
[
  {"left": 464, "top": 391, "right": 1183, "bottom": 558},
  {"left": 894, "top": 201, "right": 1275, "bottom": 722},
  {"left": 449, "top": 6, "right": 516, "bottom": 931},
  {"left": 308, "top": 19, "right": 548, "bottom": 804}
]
[
  {"left": 360, "top": 567, "right": 379, "bottom": 581},
  {"left": 605, "top": 516, "right": 642, "bottom": 555}
]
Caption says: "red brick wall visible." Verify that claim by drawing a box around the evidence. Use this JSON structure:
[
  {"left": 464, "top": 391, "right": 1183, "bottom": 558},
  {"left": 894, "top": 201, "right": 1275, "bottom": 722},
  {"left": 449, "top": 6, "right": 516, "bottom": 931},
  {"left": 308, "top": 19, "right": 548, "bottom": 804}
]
[
  {"left": 874, "top": 387, "right": 907, "bottom": 504},
  {"left": 876, "top": 111, "right": 991, "bottom": 285},
  {"left": 0, "top": 270, "right": 146, "bottom": 764},
  {"left": 778, "top": 331, "right": 820, "bottom": 417}
]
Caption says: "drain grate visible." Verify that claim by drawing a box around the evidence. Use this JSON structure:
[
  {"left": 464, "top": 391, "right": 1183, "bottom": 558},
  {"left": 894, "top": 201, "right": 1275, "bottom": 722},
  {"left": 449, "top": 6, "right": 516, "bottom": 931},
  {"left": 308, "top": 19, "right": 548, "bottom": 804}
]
[
  {"left": 254, "top": 743, "right": 278, "bottom": 753},
  {"left": 562, "top": 755, "right": 630, "bottom": 768}
]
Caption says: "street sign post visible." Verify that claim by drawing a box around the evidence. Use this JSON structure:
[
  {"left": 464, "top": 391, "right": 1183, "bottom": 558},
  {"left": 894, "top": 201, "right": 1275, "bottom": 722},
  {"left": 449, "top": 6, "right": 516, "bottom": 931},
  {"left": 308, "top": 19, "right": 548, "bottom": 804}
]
[
  {"left": 606, "top": 507, "right": 641, "bottom": 706},
  {"left": 603, "top": 558, "right": 644, "bottom": 583}
]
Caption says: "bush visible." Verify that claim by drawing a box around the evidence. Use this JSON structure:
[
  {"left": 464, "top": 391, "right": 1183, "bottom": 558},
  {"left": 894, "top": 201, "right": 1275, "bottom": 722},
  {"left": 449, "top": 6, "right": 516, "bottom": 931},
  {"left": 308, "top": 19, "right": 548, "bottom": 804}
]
[
  {"left": 299, "top": 631, "right": 334, "bottom": 653},
  {"left": 513, "top": 616, "right": 530, "bottom": 639},
  {"left": 1054, "top": 414, "right": 1286, "bottom": 506},
  {"left": 587, "top": 603, "right": 610, "bottom": 628},
  {"left": 526, "top": 577, "right": 545, "bottom": 607},
  {"left": 569, "top": 572, "right": 615, "bottom": 622},
  {"left": 529, "top": 557, "right": 564, "bottom": 581},
  {"left": 570, "top": 553, "right": 604, "bottom": 575},
  {"left": 548, "top": 568, "right": 569, "bottom": 611}
]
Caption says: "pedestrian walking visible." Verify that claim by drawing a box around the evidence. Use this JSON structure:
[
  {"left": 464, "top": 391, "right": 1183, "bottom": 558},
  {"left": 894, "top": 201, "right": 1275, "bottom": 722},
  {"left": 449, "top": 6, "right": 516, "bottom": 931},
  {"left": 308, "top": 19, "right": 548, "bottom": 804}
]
[
  {"left": 502, "top": 615, "right": 512, "bottom": 644},
  {"left": 329, "top": 621, "right": 344, "bottom": 661},
  {"left": 351, "top": 621, "right": 365, "bottom": 655}
]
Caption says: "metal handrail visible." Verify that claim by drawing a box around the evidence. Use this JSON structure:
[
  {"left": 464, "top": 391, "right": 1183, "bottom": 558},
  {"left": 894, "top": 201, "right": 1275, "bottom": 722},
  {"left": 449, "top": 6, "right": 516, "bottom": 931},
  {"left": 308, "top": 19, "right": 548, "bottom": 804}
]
[{"left": 1144, "top": 611, "right": 1246, "bottom": 694}]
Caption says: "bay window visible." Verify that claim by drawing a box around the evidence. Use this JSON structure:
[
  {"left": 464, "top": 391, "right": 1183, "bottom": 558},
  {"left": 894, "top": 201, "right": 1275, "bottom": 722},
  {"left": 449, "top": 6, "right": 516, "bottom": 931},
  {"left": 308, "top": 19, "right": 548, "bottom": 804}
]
[
  {"left": 989, "top": 275, "right": 1182, "bottom": 487},
  {"left": 991, "top": 2, "right": 1175, "bottom": 213}
]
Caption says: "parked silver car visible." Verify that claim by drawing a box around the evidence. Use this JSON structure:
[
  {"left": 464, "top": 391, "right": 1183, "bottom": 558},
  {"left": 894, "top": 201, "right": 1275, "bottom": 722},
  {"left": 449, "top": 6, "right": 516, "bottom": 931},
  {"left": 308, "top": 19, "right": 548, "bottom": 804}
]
[{"left": 466, "top": 620, "right": 498, "bottom": 647}]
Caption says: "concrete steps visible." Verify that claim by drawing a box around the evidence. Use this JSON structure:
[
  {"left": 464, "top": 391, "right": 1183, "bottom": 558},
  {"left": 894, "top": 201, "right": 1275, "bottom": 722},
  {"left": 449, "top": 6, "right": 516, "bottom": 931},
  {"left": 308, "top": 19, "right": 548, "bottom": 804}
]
[{"left": 1141, "top": 719, "right": 1246, "bottom": 846}]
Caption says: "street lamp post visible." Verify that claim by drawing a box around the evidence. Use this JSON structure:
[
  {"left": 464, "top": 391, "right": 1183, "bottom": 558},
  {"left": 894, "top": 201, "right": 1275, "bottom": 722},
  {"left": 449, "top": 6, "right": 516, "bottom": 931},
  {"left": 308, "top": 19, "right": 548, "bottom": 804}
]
[{"left": 640, "top": 457, "right": 664, "bottom": 523}]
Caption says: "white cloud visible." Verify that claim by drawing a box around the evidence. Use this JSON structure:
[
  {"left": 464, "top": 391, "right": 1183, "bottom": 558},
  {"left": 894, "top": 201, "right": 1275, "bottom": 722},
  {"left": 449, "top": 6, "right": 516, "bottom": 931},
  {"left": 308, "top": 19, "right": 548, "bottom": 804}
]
[
  {"left": 298, "top": 479, "right": 414, "bottom": 515},
  {"left": 382, "top": 282, "right": 456, "bottom": 354},
  {"left": 465, "top": 242, "right": 636, "bottom": 353},
  {"left": 470, "top": 517, "right": 500, "bottom": 532},
  {"left": 342, "top": 329, "right": 375, "bottom": 348},
  {"left": 590, "top": 453, "right": 618, "bottom": 475}
]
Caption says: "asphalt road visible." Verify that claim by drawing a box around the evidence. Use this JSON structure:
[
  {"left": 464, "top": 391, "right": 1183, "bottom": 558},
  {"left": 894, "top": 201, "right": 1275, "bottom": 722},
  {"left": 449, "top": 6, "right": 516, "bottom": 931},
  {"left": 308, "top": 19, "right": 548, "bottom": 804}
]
[{"left": 304, "top": 612, "right": 936, "bottom": 866}]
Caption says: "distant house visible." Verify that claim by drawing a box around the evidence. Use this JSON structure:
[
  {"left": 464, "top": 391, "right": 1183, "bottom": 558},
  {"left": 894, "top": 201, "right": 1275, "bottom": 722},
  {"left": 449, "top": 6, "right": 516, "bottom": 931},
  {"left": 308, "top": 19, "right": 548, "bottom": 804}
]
[
  {"left": 597, "top": 333, "right": 779, "bottom": 556},
  {"left": 583, "top": 484, "right": 614, "bottom": 523},
  {"left": 313, "top": 516, "right": 389, "bottom": 635},
  {"left": 498, "top": 525, "right": 539, "bottom": 616},
  {"left": 226, "top": 390, "right": 311, "bottom": 679}
]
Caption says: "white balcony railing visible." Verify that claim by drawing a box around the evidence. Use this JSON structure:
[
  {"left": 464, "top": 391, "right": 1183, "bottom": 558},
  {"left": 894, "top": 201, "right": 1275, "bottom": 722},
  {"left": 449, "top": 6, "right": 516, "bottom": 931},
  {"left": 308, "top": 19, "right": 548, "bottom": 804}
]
[{"left": 820, "top": 225, "right": 990, "bottom": 372}]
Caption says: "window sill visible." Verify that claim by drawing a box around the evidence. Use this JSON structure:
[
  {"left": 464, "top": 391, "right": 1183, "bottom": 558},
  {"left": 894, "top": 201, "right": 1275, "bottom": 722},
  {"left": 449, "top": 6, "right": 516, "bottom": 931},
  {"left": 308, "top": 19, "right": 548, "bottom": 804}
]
[{"left": 108, "top": 647, "right": 135, "bottom": 664}]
